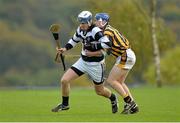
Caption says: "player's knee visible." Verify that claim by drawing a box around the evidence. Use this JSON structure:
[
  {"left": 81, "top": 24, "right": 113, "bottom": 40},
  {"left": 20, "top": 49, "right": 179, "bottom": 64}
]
[
  {"left": 106, "top": 76, "right": 118, "bottom": 85},
  {"left": 107, "top": 79, "right": 116, "bottom": 86},
  {"left": 106, "top": 77, "right": 112, "bottom": 84},
  {"left": 61, "top": 78, "right": 69, "bottom": 85},
  {"left": 95, "top": 89, "right": 104, "bottom": 96}
]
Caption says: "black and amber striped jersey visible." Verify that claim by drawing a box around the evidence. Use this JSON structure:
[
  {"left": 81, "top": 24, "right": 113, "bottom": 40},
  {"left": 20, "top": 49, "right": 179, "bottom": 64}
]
[{"left": 104, "top": 25, "right": 131, "bottom": 57}]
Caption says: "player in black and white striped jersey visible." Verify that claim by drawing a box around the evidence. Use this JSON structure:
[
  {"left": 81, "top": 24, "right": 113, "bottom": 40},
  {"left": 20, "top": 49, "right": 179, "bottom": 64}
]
[{"left": 51, "top": 11, "right": 118, "bottom": 113}]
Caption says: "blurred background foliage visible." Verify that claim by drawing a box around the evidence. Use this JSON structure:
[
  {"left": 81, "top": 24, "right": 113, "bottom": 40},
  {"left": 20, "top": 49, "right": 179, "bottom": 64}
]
[{"left": 0, "top": 0, "right": 179, "bottom": 87}]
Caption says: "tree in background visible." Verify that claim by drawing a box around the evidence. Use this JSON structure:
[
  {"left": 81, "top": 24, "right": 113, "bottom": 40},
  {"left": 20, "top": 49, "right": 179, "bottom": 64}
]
[
  {"left": 151, "top": 0, "right": 162, "bottom": 87},
  {"left": 144, "top": 45, "right": 180, "bottom": 85}
]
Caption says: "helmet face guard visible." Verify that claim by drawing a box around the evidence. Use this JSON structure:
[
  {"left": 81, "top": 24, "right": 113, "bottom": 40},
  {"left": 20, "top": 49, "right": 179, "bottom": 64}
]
[
  {"left": 95, "top": 13, "right": 109, "bottom": 28},
  {"left": 78, "top": 11, "right": 92, "bottom": 26},
  {"left": 78, "top": 16, "right": 92, "bottom": 25},
  {"left": 95, "top": 13, "right": 109, "bottom": 22}
]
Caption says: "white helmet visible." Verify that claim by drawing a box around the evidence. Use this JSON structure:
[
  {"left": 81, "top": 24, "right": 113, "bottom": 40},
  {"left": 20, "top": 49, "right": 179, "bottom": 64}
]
[{"left": 77, "top": 11, "right": 92, "bottom": 26}]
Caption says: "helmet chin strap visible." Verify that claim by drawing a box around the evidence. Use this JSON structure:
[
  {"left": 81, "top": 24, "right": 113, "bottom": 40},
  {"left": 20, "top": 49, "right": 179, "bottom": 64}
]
[
  {"left": 88, "top": 20, "right": 92, "bottom": 26},
  {"left": 88, "top": 22, "right": 91, "bottom": 26},
  {"left": 98, "top": 18, "right": 107, "bottom": 28},
  {"left": 100, "top": 21, "right": 107, "bottom": 27}
]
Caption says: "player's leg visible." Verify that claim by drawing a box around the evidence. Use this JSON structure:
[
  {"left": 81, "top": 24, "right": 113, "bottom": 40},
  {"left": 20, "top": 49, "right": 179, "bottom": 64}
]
[
  {"left": 52, "top": 58, "right": 85, "bottom": 112},
  {"left": 87, "top": 62, "right": 111, "bottom": 98},
  {"left": 122, "top": 82, "right": 133, "bottom": 101},
  {"left": 87, "top": 62, "right": 118, "bottom": 113},
  {"left": 94, "top": 83, "right": 118, "bottom": 113},
  {"left": 119, "top": 49, "right": 139, "bottom": 114},
  {"left": 114, "top": 68, "right": 138, "bottom": 114},
  {"left": 61, "top": 67, "right": 82, "bottom": 102},
  {"left": 121, "top": 82, "right": 139, "bottom": 114},
  {"left": 107, "top": 65, "right": 129, "bottom": 97},
  {"left": 94, "top": 83, "right": 111, "bottom": 98},
  {"left": 107, "top": 65, "right": 138, "bottom": 114},
  {"left": 51, "top": 68, "right": 81, "bottom": 112},
  {"left": 107, "top": 65, "right": 135, "bottom": 108}
]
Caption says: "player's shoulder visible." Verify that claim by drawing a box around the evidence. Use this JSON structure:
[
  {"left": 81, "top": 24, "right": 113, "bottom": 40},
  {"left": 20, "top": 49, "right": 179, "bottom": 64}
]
[
  {"left": 84, "top": 24, "right": 102, "bottom": 38},
  {"left": 92, "top": 26, "right": 101, "bottom": 32},
  {"left": 90, "top": 24, "right": 101, "bottom": 33},
  {"left": 104, "top": 25, "right": 116, "bottom": 36},
  {"left": 105, "top": 25, "right": 115, "bottom": 31}
]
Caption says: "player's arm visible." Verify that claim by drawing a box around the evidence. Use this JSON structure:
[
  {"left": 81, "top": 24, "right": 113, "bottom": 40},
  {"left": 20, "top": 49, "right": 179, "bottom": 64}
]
[
  {"left": 85, "top": 27, "right": 111, "bottom": 57},
  {"left": 91, "top": 28, "right": 111, "bottom": 50},
  {"left": 90, "top": 30, "right": 113, "bottom": 55}
]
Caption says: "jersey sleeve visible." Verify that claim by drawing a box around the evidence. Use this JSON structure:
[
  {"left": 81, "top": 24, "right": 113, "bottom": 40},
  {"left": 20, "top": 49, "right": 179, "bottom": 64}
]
[
  {"left": 72, "top": 27, "right": 83, "bottom": 43},
  {"left": 98, "top": 36, "right": 111, "bottom": 49},
  {"left": 65, "top": 27, "right": 82, "bottom": 50},
  {"left": 91, "top": 27, "right": 111, "bottom": 49},
  {"left": 92, "top": 27, "right": 104, "bottom": 41}
]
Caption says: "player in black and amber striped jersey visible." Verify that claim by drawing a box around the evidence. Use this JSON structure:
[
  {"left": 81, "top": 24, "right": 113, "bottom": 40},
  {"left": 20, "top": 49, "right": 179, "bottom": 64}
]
[
  {"left": 104, "top": 25, "right": 130, "bottom": 57},
  {"left": 92, "top": 13, "right": 139, "bottom": 114},
  {"left": 104, "top": 25, "right": 132, "bottom": 68}
]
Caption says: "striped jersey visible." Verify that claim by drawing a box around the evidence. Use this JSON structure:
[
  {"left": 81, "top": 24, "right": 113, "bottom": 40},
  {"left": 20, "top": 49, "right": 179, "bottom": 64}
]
[
  {"left": 65, "top": 24, "right": 110, "bottom": 62},
  {"left": 104, "top": 25, "right": 131, "bottom": 57}
]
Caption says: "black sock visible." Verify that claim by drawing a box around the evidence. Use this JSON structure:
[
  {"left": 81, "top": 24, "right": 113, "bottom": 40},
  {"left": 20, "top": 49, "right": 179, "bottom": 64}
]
[
  {"left": 62, "top": 96, "right": 69, "bottom": 106},
  {"left": 109, "top": 93, "right": 116, "bottom": 101},
  {"left": 124, "top": 95, "right": 132, "bottom": 103}
]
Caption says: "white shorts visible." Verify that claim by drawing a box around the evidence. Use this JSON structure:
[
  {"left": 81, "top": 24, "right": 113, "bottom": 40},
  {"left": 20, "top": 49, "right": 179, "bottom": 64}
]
[
  {"left": 71, "top": 58, "right": 105, "bottom": 84},
  {"left": 115, "top": 49, "right": 136, "bottom": 70}
]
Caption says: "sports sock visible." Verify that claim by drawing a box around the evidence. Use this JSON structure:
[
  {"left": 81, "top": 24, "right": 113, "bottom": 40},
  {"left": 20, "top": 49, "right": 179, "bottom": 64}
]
[
  {"left": 109, "top": 93, "right": 116, "bottom": 101},
  {"left": 124, "top": 95, "right": 132, "bottom": 103},
  {"left": 62, "top": 96, "right": 69, "bottom": 106}
]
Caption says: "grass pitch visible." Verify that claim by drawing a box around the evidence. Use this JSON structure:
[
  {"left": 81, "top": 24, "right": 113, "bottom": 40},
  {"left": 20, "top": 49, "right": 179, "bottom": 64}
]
[{"left": 0, "top": 86, "right": 180, "bottom": 122}]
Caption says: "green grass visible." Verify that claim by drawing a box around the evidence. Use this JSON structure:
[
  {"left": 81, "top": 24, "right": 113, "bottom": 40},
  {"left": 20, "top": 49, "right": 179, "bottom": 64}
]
[{"left": 0, "top": 86, "right": 180, "bottom": 122}]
